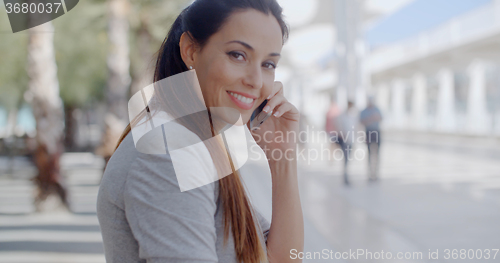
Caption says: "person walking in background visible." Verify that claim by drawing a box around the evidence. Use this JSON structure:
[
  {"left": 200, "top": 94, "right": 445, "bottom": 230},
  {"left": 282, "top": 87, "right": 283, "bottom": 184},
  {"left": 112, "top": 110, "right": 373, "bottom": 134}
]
[
  {"left": 360, "top": 96, "right": 383, "bottom": 182},
  {"left": 325, "top": 97, "right": 341, "bottom": 153},
  {"left": 336, "top": 101, "right": 358, "bottom": 186}
]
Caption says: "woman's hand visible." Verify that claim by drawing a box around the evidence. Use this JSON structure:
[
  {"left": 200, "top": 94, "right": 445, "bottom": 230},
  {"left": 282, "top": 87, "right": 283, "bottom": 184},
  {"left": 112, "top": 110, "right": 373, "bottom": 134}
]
[
  {"left": 250, "top": 81, "right": 300, "bottom": 161},
  {"left": 251, "top": 82, "right": 304, "bottom": 262}
]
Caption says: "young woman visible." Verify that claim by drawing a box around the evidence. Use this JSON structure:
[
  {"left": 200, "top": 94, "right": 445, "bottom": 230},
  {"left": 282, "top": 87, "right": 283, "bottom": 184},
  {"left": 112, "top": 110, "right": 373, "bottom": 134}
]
[{"left": 96, "top": 0, "right": 303, "bottom": 262}]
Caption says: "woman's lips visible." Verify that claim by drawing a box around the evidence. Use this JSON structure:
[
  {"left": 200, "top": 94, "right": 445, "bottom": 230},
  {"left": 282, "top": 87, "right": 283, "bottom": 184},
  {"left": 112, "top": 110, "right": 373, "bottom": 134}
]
[{"left": 227, "top": 91, "right": 255, "bottom": 110}]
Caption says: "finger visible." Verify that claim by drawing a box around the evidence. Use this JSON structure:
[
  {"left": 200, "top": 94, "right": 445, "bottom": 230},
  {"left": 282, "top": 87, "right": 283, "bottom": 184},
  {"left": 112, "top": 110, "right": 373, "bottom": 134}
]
[
  {"left": 272, "top": 102, "right": 295, "bottom": 118},
  {"left": 267, "top": 81, "right": 283, "bottom": 99},
  {"left": 273, "top": 102, "right": 292, "bottom": 118},
  {"left": 262, "top": 94, "right": 286, "bottom": 114}
]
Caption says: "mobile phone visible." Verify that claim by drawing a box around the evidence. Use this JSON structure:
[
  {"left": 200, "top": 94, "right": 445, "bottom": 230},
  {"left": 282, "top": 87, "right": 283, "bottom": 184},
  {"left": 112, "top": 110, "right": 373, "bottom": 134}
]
[{"left": 250, "top": 99, "right": 272, "bottom": 131}]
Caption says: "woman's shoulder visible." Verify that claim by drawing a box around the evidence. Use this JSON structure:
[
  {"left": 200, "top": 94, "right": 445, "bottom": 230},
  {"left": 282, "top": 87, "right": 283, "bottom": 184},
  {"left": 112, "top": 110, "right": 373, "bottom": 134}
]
[
  {"left": 98, "top": 129, "right": 222, "bottom": 263},
  {"left": 100, "top": 123, "right": 219, "bottom": 205},
  {"left": 98, "top": 131, "right": 141, "bottom": 207}
]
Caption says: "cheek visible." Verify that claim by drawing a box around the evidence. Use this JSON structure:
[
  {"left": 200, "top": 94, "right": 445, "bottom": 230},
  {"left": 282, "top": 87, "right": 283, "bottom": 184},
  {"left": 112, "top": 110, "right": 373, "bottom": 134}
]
[
  {"left": 198, "top": 64, "right": 235, "bottom": 106},
  {"left": 207, "top": 61, "right": 240, "bottom": 94},
  {"left": 262, "top": 79, "right": 275, "bottom": 97}
]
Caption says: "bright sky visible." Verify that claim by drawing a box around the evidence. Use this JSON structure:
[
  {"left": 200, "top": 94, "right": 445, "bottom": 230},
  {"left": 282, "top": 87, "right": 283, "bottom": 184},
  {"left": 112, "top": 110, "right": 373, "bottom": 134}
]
[
  {"left": 277, "top": 0, "right": 318, "bottom": 28},
  {"left": 277, "top": 0, "right": 416, "bottom": 28},
  {"left": 366, "top": 0, "right": 492, "bottom": 46},
  {"left": 278, "top": 0, "right": 493, "bottom": 68},
  {"left": 278, "top": 0, "right": 418, "bottom": 67},
  {"left": 366, "top": 0, "right": 415, "bottom": 15}
]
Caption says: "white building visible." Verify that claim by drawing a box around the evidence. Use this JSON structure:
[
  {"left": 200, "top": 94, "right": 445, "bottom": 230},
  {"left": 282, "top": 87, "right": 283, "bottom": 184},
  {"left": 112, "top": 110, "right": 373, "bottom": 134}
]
[{"left": 366, "top": 0, "right": 500, "bottom": 136}]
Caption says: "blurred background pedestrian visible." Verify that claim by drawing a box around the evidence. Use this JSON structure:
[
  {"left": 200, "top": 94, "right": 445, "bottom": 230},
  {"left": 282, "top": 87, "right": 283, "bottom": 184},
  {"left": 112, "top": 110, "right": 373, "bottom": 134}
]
[
  {"left": 336, "top": 101, "right": 358, "bottom": 185},
  {"left": 324, "top": 95, "right": 341, "bottom": 151},
  {"left": 360, "top": 96, "right": 383, "bottom": 182}
]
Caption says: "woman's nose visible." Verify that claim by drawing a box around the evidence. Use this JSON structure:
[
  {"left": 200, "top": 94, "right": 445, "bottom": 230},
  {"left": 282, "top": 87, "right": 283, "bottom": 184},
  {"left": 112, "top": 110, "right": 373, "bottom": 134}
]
[{"left": 242, "top": 64, "right": 263, "bottom": 90}]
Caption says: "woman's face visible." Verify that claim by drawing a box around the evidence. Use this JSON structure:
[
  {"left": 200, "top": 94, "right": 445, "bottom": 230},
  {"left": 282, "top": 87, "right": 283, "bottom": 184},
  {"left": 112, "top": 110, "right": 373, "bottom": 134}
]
[{"left": 186, "top": 9, "right": 283, "bottom": 124}]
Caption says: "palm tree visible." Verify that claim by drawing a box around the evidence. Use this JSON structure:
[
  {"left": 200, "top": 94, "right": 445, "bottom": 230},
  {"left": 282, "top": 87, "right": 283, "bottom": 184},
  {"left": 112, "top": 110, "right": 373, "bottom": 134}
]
[
  {"left": 96, "top": 0, "right": 130, "bottom": 164},
  {"left": 128, "top": 0, "right": 191, "bottom": 95},
  {"left": 106, "top": 0, "right": 132, "bottom": 121},
  {"left": 97, "top": 0, "right": 190, "bottom": 164},
  {"left": 54, "top": 0, "right": 108, "bottom": 151},
  {"left": 27, "top": 21, "right": 68, "bottom": 211}
]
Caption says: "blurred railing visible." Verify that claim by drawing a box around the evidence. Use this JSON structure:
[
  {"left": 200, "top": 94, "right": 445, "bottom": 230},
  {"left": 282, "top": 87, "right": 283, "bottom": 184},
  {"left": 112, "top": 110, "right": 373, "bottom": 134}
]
[{"left": 367, "top": 0, "right": 500, "bottom": 74}]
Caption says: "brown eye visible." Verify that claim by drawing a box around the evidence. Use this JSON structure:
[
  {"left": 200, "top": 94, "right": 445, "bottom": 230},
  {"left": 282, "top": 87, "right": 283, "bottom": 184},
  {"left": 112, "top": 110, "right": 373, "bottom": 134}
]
[
  {"left": 263, "top": 62, "right": 276, "bottom": 69},
  {"left": 228, "top": 51, "right": 245, "bottom": 61}
]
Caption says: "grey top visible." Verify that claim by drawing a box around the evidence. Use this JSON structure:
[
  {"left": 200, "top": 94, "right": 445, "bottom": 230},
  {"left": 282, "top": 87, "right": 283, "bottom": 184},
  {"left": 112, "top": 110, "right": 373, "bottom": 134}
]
[
  {"left": 96, "top": 130, "right": 270, "bottom": 263},
  {"left": 360, "top": 106, "right": 382, "bottom": 131}
]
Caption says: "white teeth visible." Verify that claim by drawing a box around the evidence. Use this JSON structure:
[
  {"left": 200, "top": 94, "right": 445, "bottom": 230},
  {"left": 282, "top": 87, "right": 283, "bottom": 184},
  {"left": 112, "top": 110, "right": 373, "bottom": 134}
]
[{"left": 229, "top": 92, "right": 253, "bottom": 104}]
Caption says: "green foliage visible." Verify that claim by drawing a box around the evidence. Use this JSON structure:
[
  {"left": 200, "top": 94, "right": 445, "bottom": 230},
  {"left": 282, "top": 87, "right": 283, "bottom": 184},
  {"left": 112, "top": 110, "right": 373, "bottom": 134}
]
[
  {"left": 128, "top": 0, "right": 191, "bottom": 78},
  {"left": 129, "top": 0, "right": 191, "bottom": 43},
  {"left": 0, "top": 8, "right": 28, "bottom": 110},
  {"left": 0, "top": 0, "right": 191, "bottom": 110},
  {"left": 53, "top": 0, "right": 108, "bottom": 107}
]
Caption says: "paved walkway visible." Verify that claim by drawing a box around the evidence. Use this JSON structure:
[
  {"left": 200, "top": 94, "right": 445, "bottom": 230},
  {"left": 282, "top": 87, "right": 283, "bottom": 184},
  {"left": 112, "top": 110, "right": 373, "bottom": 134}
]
[
  {"left": 0, "top": 133, "right": 499, "bottom": 262},
  {"left": 0, "top": 153, "right": 105, "bottom": 263},
  {"left": 293, "top": 132, "right": 500, "bottom": 262}
]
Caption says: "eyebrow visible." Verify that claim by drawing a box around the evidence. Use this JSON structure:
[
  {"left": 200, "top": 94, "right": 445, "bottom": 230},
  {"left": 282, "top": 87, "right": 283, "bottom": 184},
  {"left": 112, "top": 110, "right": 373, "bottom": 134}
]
[{"left": 226, "top": 40, "right": 281, "bottom": 57}]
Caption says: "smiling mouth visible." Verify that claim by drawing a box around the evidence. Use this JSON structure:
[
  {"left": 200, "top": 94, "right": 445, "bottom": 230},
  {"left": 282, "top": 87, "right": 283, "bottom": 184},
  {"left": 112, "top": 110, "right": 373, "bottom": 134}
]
[{"left": 227, "top": 91, "right": 256, "bottom": 110}]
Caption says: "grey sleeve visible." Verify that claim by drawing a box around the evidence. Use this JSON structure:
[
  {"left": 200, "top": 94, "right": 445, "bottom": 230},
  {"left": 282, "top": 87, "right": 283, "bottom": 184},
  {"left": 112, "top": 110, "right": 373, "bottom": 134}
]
[
  {"left": 123, "top": 152, "right": 219, "bottom": 263},
  {"left": 252, "top": 208, "right": 271, "bottom": 244}
]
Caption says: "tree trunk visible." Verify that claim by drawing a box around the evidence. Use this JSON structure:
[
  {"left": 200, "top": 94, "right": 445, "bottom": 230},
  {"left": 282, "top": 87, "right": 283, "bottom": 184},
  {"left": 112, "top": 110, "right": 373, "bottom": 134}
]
[
  {"left": 64, "top": 105, "right": 76, "bottom": 151},
  {"left": 96, "top": 0, "right": 130, "bottom": 165},
  {"left": 130, "top": 18, "right": 154, "bottom": 96},
  {"left": 27, "top": 21, "right": 68, "bottom": 211},
  {"left": 106, "top": 0, "right": 131, "bottom": 121}
]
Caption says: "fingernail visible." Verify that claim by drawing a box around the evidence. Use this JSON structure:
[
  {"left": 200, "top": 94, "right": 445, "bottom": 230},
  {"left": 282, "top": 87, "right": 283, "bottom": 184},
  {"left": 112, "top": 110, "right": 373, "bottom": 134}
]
[
  {"left": 263, "top": 106, "right": 270, "bottom": 112},
  {"left": 273, "top": 111, "right": 280, "bottom": 117},
  {"left": 267, "top": 94, "right": 272, "bottom": 99}
]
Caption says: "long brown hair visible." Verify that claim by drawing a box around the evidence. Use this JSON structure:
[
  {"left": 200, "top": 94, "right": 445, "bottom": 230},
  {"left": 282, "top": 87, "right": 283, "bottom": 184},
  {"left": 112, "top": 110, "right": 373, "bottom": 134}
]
[{"left": 115, "top": 1, "right": 289, "bottom": 262}]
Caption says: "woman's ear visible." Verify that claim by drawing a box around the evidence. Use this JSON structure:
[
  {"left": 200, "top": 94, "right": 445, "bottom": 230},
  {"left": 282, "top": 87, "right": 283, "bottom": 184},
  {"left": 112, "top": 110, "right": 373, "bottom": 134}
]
[{"left": 179, "top": 32, "right": 198, "bottom": 68}]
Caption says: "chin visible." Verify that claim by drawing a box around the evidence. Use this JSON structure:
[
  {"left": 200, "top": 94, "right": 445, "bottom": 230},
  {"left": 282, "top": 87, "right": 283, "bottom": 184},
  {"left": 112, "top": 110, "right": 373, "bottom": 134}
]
[
  {"left": 233, "top": 107, "right": 252, "bottom": 122},
  {"left": 241, "top": 115, "right": 251, "bottom": 125},
  {"left": 233, "top": 110, "right": 252, "bottom": 127},
  {"left": 209, "top": 105, "right": 246, "bottom": 127}
]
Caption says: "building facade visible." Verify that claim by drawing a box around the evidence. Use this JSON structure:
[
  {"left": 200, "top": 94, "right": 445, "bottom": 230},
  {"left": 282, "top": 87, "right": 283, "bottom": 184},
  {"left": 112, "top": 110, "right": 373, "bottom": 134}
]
[{"left": 366, "top": 0, "right": 500, "bottom": 136}]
